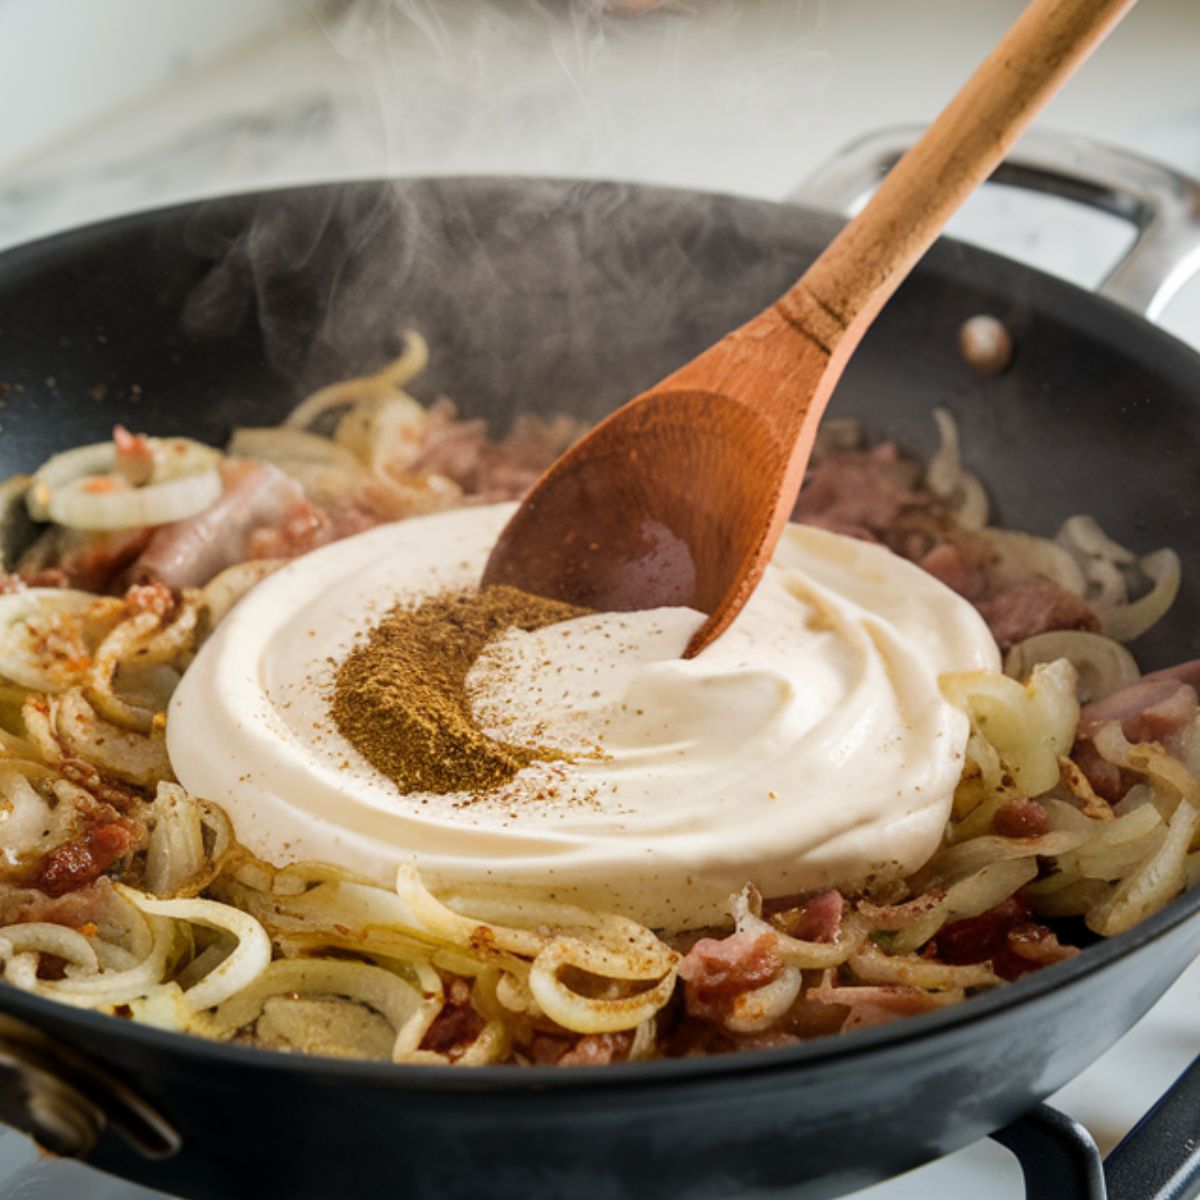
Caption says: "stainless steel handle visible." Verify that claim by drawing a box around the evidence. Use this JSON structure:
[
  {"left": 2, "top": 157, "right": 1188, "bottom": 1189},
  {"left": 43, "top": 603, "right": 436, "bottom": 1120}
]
[
  {"left": 0, "top": 1012, "right": 179, "bottom": 1160},
  {"left": 794, "top": 125, "right": 1200, "bottom": 322}
]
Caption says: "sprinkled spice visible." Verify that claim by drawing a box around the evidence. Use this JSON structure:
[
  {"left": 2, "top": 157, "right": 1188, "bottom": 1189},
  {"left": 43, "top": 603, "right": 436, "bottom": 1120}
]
[{"left": 331, "top": 585, "right": 589, "bottom": 796}]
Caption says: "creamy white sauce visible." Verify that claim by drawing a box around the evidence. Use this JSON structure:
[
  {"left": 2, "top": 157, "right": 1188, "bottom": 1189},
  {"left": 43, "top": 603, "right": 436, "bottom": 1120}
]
[{"left": 167, "top": 503, "right": 999, "bottom": 929}]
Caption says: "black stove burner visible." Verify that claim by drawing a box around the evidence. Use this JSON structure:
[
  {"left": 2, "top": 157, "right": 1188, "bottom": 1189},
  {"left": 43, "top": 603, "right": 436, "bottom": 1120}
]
[{"left": 992, "top": 1052, "right": 1200, "bottom": 1199}]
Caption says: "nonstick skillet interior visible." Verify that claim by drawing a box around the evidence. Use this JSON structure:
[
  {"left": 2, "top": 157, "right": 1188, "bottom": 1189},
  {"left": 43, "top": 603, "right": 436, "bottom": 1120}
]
[{"left": 1, "top": 178, "right": 1200, "bottom": 1199}]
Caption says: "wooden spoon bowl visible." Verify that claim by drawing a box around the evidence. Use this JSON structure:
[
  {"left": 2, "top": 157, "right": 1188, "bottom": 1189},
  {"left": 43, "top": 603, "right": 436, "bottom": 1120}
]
[
  {"left": 485, "top": 388, "right": 785, "bottom": 615},
  {"left": 485, "top": 302, "right": 841, "bottom": 653}
]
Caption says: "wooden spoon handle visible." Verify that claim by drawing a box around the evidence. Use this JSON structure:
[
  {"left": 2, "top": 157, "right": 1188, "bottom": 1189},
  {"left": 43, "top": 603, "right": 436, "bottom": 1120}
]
[{"left": 790, "top": 0, "right": 1136, "bottom": 339}]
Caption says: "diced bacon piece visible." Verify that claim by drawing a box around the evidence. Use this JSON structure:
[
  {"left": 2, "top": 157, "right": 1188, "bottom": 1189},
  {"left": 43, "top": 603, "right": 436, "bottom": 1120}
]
[
  {"left": 806, "top": 981, "right": 948, "bottom": 1031},
  {"left": 793, "top": 445, "right": 924, "bottom": 536},
  {"left": 528, "top": 1035, "right": 571, "bottom": 1066},
  {"left": 122, "top": 581, "right": 175, "bottom": 619},
  {"left": 52, "top": 528, "right": 153, "bottom": 593},
  {"left": 930, "top": 897, "right": 1073, "bottom": 981},
  {"left": 244, "top": 503, "right": 328, "bottom": 560},
  {"left": 411, "top": 407, "right": 577, "bottom": 503},
  {"left": 420, "top": 1005, "right": 484, "bottom": 1055},
  {"left": 13, "top": 878, "right": 114, "bottom": 927},
  {"left": 993, "top": 798, "right": 1049, "bottom": 839},
  {"left": 33, "top": 821, "right": 138, "bottom": 898},
  {"left": 772, "top": 890, "right": 844, "bottom": 942},
  {"left": 469, "top": 418, "right": 569, "bottom": 502},
  {"left": 931, "top": 897, "right": 1029, "bottom": 966},
  {"left": 323, "top": 497, "right": 388, "bottom": 542},
  {"left": 678, "top": 930, "right": 783, "bottom": 1023},
  {"left": 556, "top": 1032, "right": 632, "bottom": 1068},
  {"left": 133, "top": 460, "right": 325, "bottom": 588},
  {"left": 419, "top": 977, "right": 484, "bottom": 1059},
  {"left": 1079, "top": 678, "right": 1199, "bottom": 744},
  {"left": 411, "top": 407, "right": 489, "bottom": 491},
  {"left": 659, "top": 1016, "right": 727, "bottom": 1058},
  {"left": 1141, "top": 659, "right": 1200, "bottom": 693},
  {"left": 975, "top": 575, "right": 1100, "bottom": 651},
  {"left": 917, "top": 541, "right": 989, "bottom": 602},
  {"left": 1122, "top": 682, "right": 1197, "bottom": 745}
]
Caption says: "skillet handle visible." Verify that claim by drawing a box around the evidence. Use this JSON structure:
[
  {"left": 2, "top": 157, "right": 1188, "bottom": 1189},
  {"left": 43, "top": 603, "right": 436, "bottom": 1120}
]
[
  {"left": 0, "top": 1011, "right": 179, "bottom": 1161},
  {"left": 794, "top": 126, "right": 1200, "bottom": 322},
  {"left": 991, "top": 1105, "right": 1107, "bottom": 1200},
  {"left": 989, "top": 1052, "right": 1200, "bottom": 1200}
]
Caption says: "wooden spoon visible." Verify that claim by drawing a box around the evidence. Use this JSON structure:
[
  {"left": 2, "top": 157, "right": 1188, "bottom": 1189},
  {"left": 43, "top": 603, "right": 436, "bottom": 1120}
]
[{"left": 482, "top": 0, "right": 1135, "bottom": 657}]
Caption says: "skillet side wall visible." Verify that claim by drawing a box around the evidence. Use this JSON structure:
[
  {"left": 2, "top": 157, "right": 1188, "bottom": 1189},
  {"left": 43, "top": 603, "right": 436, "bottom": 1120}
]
[
  {"left": 0, "top": 179, "right": 1199, "bottom": 1198},
  {"left": 7, "top": 898, "right": 1200, "bottom": 1200}
]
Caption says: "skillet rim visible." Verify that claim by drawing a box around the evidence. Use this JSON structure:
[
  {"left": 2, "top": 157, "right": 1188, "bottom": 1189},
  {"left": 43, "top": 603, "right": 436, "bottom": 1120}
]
[{"left": 1, "top": 175, "right": 1200, "bottom": 1093}]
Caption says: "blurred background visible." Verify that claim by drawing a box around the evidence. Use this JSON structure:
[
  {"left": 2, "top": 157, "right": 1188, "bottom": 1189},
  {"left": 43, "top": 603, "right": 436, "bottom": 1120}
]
[
  {"left": 1, "top": 0, "right": 1198, "bottom": 344},
  {"left": 0, "top": 2, "right": 1199, "bottom": 1197}
]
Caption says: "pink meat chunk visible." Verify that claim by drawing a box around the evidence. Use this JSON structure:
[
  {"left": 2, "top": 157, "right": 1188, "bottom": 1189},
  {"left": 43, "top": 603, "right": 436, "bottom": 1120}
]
[
  {"left": 917, "top": 541, "right": 989, "bottom": 602},
  {"left": 556, "top": 1033, "right": 630, "bottom": 1068},
  {"left": 678, "top": 930, "right": 783, "bottom": 1024},
  {"left": 410, "top": 404, "right": 578, "bottom": 503},
  {"left": 975, "top": 575, "right": 1100, "bottom": 651},
  {"left": 1079, "top": 678, "right": 1199, "bottom": 744},
  {"left": 132, "top": 460, "right": 325, "bottom": 588},
  {"left": 774, "top": 890, "right": 845, "bottom": 943},
  {"left": 807, "top": 982, "right": 946, "bottom": 1031},
  {"left": 793, "top": 445, "right": 922, "bottom": 538}
]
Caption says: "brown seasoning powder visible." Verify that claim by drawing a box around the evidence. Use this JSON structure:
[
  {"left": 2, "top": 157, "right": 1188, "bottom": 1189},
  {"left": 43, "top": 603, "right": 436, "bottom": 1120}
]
[{"left": 331, "top": 584, "right": 590, "bottom": 796}]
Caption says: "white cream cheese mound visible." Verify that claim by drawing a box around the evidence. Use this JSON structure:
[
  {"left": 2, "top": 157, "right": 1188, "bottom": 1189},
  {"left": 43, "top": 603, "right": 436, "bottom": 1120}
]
[{"left": 168, "top": 502, "right": 1000, "bottom": 930}]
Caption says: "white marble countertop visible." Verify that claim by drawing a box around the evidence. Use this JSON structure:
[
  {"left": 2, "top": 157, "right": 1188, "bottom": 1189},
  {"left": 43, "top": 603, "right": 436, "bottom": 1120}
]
[{"left": 1, "top": 2, "right": 1200, "bottom": 1197}]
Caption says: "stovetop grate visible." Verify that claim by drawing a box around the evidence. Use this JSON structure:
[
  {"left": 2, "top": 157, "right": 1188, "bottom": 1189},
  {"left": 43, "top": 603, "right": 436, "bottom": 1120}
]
[{"left": 994, "top": 1052, "right": 1200, "bottom": 1199}]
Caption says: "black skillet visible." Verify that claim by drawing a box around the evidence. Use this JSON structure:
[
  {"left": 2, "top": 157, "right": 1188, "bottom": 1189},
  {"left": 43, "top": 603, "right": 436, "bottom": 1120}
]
[{"left": 2, "top": 129, "right": 1200, "bottom": 1200}]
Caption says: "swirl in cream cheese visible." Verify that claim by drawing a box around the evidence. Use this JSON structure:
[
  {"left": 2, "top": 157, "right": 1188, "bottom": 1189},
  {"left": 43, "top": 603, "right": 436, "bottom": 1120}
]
[{"left": 167, "top": 502, "right": 999, "bottom": 929}]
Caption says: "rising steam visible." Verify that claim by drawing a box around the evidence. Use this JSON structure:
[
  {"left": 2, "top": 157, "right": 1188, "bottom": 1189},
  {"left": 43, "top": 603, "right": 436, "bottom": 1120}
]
[{"left": 183, "top": 1, "right": 833, "bottom": 409}]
